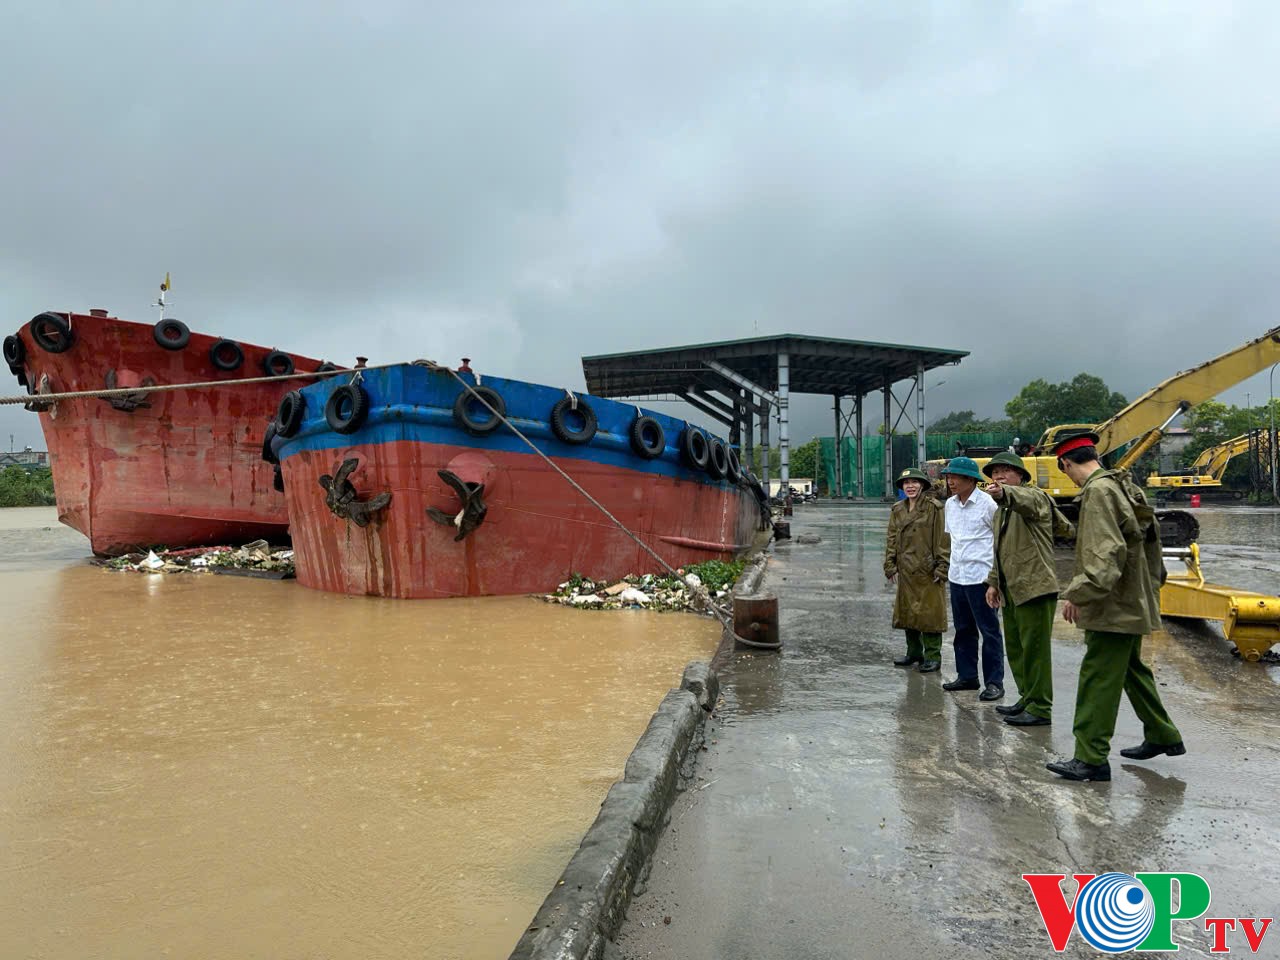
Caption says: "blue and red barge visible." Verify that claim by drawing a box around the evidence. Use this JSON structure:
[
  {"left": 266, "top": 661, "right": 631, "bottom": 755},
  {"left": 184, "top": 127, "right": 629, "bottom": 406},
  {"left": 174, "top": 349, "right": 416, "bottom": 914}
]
[{"left": 267, "top": 362, "right": 767, "bottom": 599}]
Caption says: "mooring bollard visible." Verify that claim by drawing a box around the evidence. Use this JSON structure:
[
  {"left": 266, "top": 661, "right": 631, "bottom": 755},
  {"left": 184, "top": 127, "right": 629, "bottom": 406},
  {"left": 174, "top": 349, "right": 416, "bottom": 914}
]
[
  {"left": 734, "top": 594, "right": 780, "bottom": 650},
  {"left": 774, "top": 521, "right": 791, "bottom": 539}
]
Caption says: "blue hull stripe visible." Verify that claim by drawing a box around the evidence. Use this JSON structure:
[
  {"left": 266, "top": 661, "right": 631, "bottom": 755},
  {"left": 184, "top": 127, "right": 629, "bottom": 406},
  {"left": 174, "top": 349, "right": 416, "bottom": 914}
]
[{"left": 276, "top": 365, "right": 740, "bottom": 488}]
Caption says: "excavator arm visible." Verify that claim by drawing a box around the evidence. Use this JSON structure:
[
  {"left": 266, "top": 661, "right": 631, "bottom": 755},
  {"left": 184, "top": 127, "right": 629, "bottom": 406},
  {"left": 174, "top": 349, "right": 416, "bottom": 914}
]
[{"left": 1036, "top": 326, "right": 1280, "bottom": 457}]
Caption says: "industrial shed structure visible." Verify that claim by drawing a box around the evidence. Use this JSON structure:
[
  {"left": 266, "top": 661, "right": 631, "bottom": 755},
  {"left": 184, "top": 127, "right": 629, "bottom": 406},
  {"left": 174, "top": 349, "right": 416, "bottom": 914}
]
[{"left": 582, "top": 334, "right": 968, "bottom": 498}]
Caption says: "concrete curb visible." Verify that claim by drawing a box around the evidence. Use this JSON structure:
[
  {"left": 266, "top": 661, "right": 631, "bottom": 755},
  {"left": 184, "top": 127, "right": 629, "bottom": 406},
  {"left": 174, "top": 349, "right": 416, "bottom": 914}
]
[
  {"left": 507, "top": 667, "right": 717, "bottom": 960},
  {"left": 507, "top": 550, "right": 764, "bottom": 960}
]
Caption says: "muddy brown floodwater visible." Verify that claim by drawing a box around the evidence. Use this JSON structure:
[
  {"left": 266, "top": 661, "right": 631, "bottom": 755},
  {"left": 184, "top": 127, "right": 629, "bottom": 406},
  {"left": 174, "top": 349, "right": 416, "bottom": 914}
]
[{"left": 0, "top": 507, "right": 718, "bottom": 959}]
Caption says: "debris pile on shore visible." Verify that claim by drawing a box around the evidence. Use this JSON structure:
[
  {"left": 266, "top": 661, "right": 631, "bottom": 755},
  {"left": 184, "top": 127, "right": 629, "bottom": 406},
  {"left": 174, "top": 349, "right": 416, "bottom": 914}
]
[
  {"left": 543, "top": 559, "right": 745, "bottom": 613},
  {"left": 97, "top": 540, "right": 295, "bottom": 578}
]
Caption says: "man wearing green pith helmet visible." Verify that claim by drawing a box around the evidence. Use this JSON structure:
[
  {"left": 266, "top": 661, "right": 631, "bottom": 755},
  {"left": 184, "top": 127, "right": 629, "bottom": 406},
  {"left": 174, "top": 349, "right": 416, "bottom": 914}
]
[{"left": 982, "top": 451, "right": 1074, "bottom": 728}]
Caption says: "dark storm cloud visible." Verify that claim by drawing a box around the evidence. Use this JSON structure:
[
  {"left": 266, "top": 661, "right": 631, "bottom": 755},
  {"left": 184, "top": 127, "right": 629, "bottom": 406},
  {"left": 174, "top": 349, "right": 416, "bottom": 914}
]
[{"left": 2, "top": 1, "right": 1278, "bottom": 449}]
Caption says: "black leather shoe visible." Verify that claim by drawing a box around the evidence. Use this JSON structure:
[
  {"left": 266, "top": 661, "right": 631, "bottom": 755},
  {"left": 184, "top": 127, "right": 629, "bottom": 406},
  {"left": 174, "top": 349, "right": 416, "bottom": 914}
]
[
  {"left": 942, "top": 677, "right": 980, "bottom": 692},
  {"left": 1046, "top": 758, "right": 1111, "bottom": 782},
  {"left": 893, "top": 654, "right": 924, "bottom": 667},
  {"left": 1004, "top": 711, "right": 1051, "bottom": 727},
  {"left": 917, "top": 659, "right": 941, "bottom": 673},
  {"left": 994, "top": 699, "right": 1025, "bottom": 716},
  {"left": 978, "top": 683, "right": 1004, "bottom": 702},
  {"left": 1119, "top": 740, "right": 1186, "bottom": 760}
]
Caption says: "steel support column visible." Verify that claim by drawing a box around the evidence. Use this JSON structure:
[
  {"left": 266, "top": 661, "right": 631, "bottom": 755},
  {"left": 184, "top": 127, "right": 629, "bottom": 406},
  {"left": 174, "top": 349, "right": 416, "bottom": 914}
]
[
  {"left": 856, "top": 394, "right": 864, "bottom": 499},
  {"left": 833, "top": 395, "right": 843, "bottom": 497},
  {"left": 778, "top": 352, "right": 790, "bottom": 490},
  {"left": 760, "top": 401, "right": 771, "bottom": 489},
  {"left": 883, "top": 377, "right": 893, "bottom": 500},
  {"left": 916, "top": 361, "right": 926, "bottom": 466}
]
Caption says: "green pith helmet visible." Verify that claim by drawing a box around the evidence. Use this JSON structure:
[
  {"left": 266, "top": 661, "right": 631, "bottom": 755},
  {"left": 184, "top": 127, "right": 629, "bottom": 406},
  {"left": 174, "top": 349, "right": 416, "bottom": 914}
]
[
  {"left": 982, "top": 451, "right": 1031, "bottom": 482},
  {"left": 941, "top": 456, "right": 983, "bottom": 481},
  {"left": 894, "top": 467, "right": 931, "bottom": 490}
]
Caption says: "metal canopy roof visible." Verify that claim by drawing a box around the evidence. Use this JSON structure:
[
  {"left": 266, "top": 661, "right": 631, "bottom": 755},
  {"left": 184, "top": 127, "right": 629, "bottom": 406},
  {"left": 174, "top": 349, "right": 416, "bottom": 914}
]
[{"left": 582, "top": 333, "right": 968, "bottom": 401}]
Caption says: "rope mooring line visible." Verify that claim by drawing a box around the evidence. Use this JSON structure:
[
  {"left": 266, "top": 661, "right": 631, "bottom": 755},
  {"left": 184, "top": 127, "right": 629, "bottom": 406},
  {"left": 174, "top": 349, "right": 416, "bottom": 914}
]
[
  {"left": 440, "top": 364, "right": 740, "bottom": 628},
  {"left": 0, "top": 363, "right": 404, "bottom": 407},
  {"left": 7, "top": 353, "right": 761, "bottom": 638}
]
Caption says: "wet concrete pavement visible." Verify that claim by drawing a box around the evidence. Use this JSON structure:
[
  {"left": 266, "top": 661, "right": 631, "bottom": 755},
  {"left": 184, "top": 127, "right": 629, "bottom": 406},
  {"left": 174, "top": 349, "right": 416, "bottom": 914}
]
[{"left": 615, "top": 503, "right": 1280, "bottom": 959}]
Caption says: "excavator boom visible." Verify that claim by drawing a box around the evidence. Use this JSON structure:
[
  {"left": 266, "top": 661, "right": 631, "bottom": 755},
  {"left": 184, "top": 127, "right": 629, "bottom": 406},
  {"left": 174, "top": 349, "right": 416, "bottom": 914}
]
[{"left": 1067, "top": 325, "right": 1280, "bottom": 456}]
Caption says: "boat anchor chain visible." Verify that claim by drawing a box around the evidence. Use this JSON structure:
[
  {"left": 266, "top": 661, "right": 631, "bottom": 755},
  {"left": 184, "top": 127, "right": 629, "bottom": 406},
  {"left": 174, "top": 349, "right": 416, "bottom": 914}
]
[
  {"left": 103, "top": 369, "right": 155, "bottom": 412},
  {"left": 426, "top": 469, "right": 487, "bottom": 541},
  {"left": 318, "top": 457, "right": 392, "bottom": 527}
]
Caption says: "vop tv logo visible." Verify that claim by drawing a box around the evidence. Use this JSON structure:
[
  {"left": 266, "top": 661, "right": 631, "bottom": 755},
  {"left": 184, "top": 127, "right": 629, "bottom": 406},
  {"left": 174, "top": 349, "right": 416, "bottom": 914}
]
[{"left": 1023, "top": 872, "right": 1273, "bottom": 954}]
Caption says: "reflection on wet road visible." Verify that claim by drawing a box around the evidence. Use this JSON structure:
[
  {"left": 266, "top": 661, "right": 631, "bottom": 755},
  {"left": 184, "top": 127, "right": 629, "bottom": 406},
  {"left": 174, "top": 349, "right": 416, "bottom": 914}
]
[{"left": 618, "top": 504, "right": 1280, "bottom": 959}]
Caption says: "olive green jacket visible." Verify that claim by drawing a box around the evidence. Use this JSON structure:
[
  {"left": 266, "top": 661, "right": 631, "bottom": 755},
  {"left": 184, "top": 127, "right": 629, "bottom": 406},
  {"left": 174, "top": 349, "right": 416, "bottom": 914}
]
[
  {"left": 884, "top": 496, "right": 950, "bottom": 633},
  {"left": 986, "top": 483, "right": 1072, "bottom": 606},
  {"left": 1061, "top": 468, "right": 1162, "bottom": 635}
]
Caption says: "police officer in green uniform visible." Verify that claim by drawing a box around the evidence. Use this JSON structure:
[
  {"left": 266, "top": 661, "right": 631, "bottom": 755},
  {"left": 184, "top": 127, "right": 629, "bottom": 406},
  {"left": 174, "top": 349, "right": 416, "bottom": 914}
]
[
  {"left": 884, "top": 467, "right": 950, "bottom": 673},
  {"left": 1046, "top": 431, "right": 1186, "bottom": 782},
  {"left": 982, "top": 452, "right": 1073, "bottom": 727}
]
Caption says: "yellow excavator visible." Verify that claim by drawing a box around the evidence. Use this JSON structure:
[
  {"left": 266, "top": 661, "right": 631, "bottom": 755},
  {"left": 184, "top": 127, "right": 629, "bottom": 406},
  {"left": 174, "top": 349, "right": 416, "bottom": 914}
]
[
  {"left": 1146, "top": 430, "right": 1273, "bottom": 501},
  {"left": 924, "top": 324, "right": 1280, "bottom": 546}
]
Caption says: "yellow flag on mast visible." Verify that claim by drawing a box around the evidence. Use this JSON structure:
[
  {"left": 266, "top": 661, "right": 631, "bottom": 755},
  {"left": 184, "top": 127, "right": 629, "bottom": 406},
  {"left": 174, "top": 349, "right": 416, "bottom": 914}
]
[{"left": 160, "top": 272, "right": 171, "bottom": 292}]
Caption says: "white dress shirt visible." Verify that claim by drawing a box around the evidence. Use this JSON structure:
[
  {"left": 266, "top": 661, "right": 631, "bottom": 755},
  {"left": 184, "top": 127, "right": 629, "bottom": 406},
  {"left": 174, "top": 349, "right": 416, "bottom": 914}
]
[{"left": 944, "top": 487, "right": 998, "bottom": 586}]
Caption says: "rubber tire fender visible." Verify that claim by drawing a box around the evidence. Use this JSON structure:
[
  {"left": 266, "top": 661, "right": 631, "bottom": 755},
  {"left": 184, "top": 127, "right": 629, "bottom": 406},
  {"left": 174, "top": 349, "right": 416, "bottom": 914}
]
[
  {"left": 261, "top": 420, "right": 280, "bottom": 465},
  {"left": 263, "top": 350, "right": 294, "bottom": 377},
  {"left": 210, "top": 338, "right": 244, "bottom": 371},
  {"left": 453, "top": 385, "right": 505, "bottom": 435},
  {"left": 680, "top": 427, "right": 710, "bottom": 470},
  {"left": 272, "top": 463, "right": 285, "bottom": 492},
  {"left": 316, "top": 361, "right": 340, "bottom": 373},
  {"left": 725, "top": 446, "right": 742, "bottom": 483},
  {"left": 30, "top": 313, "right": 74, "bottom": 353},
  {"left": 707, "top": 438, "right": 729, "bottom": 479},
  {"left": 275, "top": 390, "right": 305, "bottom": 438},
  {"left": 3, "top": 334, "right": 24, "bottom": 368},
  {"left": 153, "top": 319, "right": 190, "bottom": 350},
  {"left": 549, "top": 395, "right": 598, "bottom": 445},
  {"left": 629, "top": 415, "right": 665, "bottom": 459},
  {"left": 325, "top": 384, "right": 369, "bottom": 435}
]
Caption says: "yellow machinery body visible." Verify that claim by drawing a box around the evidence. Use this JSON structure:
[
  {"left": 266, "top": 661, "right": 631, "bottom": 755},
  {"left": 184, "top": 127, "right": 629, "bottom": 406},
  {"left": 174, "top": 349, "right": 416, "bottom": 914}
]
[
  {"left": 1160, "top": 544, "right": 1280, "bottom": 661},
  {"left": 924, "top": 326, "right": 1280, "bottom": 503},
  {"left": 1146, "top": 430, "right": 1271, "bottom": 494}
]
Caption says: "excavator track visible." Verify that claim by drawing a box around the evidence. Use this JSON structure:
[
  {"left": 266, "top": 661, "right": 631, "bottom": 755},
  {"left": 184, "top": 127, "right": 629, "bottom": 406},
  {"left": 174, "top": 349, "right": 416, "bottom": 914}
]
[{"left": 1053, "top": 505, "right": 1200, "bottom": 549}]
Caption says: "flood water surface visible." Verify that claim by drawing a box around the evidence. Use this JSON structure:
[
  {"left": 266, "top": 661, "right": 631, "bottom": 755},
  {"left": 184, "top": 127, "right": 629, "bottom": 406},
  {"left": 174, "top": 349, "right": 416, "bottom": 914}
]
[{"left": 0, "top": 508, "right": 717, "bottom": 959}]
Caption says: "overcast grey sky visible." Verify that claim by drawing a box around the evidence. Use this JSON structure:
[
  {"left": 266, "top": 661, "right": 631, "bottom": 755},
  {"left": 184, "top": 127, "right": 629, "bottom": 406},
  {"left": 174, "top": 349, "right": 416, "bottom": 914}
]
[{"left": 3, "top": 1, "right": 1279, "bottom": 451}]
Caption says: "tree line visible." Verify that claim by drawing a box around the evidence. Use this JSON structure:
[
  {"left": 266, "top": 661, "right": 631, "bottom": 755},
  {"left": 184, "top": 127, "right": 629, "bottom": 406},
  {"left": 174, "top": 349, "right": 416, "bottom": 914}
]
[{"left": 0, "top": 466, "right": 56, "bottom": 507}]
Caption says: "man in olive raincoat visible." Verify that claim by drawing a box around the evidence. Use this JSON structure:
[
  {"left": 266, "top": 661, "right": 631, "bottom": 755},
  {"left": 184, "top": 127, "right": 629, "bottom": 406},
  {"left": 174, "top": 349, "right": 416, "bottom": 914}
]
[
  {"left": 982, "top": 452, "right": 1074, "bottom": 727},
  {"left": 1046, "top": 431, "right": 1186, "bottom": 783},
  {"left": 884, "top": 467, "right": 951, "bottom": 673}
]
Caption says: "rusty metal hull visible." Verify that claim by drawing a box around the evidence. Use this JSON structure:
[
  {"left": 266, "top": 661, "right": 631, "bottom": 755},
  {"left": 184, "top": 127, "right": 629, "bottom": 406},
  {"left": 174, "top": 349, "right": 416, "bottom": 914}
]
[
  {"left": 6, "top": 310, "right": 330, "bottom": 556},
  {"left": 274, "top": 365, "right": 767, "bottom": 599}
]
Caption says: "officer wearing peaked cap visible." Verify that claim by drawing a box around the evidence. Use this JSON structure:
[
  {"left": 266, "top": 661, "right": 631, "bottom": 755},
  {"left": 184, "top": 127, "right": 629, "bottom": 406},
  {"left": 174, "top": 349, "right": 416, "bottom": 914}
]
[
  {"left": 982, "top": 451, "right": 1073, "bottom": 728},
  {"left": 1045, "top": 430, "right": 1185, "bottom": 783},
  {"left": 884, "top": 467, "right": 950, "bottom": 673}
]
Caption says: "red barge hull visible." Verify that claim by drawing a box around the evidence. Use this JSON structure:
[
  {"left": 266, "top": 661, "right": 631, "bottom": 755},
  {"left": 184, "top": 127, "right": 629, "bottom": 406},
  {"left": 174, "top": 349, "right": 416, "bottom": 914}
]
[{"left": 4, "top": 310, "right": 333, "bottom": 556}]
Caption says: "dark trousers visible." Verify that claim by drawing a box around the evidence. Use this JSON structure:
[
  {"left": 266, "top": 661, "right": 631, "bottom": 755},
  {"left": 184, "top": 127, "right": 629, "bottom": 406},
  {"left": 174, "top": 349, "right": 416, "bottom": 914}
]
[{"left": 950, "top": 582, "right": 1005, "bottom": 686}]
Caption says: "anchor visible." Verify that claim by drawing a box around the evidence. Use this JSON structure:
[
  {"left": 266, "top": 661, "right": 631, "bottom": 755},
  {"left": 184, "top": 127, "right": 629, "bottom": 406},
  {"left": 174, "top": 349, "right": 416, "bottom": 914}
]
[
  {"left": 426, "top": 469, "right": 487, "bottom": 541},
  {"left": 318, "top": 457, "right": 392, "bottom": 527},
  {"left": 103, "top": 369, "right": 154, "bottom": 412}
]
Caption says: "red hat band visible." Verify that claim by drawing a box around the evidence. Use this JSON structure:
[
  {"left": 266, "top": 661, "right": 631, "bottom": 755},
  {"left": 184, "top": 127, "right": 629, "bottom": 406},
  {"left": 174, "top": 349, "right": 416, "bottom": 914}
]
[{"left": 1054, "top": 435, "right": 1096, "bottom": 457}]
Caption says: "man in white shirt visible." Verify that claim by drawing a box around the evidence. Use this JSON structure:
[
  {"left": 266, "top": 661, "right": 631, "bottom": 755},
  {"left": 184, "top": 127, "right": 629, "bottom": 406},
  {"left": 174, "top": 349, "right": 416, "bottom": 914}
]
[{"left": 939, "top": 456, "right": 1006, "bottom": 701}]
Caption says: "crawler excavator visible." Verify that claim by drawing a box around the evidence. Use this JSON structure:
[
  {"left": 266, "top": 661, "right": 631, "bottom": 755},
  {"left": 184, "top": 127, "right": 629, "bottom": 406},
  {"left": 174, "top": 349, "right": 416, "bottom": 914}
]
[
  {"left": 1146, "top": 430, "right": 1273, "bottom": 501},
  {"left": 924, "top": 324, "right": 1280, "bottom": 547}
]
